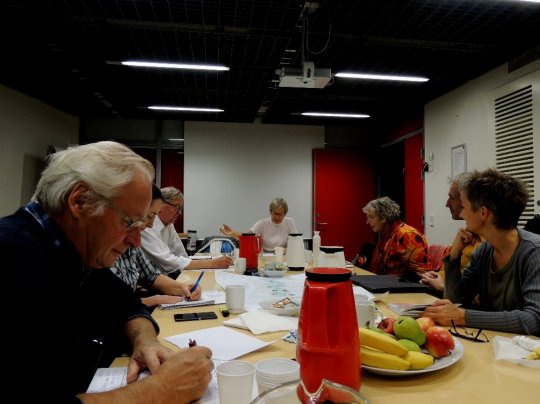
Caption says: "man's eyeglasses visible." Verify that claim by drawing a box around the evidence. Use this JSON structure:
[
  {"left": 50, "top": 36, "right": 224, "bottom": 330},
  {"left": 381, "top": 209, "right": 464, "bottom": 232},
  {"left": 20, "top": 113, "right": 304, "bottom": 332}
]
[
  {"left": 165, "top": 201, "right": 183, "bottom": 213},
  {"left": 449, "top": 320, "right": 489, "bottom": 343},
  {"left": 104, "top": 197, "right": 147, "bottom": 232}
]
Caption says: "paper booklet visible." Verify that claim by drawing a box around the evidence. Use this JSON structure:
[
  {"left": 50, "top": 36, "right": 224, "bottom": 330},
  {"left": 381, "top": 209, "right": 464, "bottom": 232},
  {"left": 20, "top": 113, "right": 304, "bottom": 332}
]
[
  {"left": 158, "top": 290, "right": 226, "bottom": 310},
  {"left": 387, "top": 303, "right": 430, "bottom": 318},
  {"left": 159, "top": 298, "right": 215, "bottom": 310}
]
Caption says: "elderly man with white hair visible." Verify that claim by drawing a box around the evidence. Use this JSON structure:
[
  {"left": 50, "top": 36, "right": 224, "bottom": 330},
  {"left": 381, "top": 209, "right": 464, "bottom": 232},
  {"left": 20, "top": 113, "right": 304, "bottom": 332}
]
[{"left": 0, "top": 141, "right": 213, "bottom": 402}]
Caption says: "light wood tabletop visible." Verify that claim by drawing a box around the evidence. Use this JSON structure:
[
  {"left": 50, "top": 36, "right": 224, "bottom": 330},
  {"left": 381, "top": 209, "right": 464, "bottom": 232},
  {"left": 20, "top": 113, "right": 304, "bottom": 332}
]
[{"left": 117, "top": 267, "right": 540, "bottom": 404}]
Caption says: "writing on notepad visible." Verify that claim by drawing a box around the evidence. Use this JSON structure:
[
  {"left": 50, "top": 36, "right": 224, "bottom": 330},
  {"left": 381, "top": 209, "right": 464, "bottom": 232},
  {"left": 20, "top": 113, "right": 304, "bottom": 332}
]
[{"left": 86, "top": 367, "right": 149, "bottom": 393}]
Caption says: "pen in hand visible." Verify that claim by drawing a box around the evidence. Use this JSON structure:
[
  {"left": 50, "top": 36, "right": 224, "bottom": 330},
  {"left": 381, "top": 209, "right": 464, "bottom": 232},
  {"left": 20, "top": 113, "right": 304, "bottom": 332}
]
[
  {"left": 188, "top": 271, "right": 205, "bottom": 299},
  {"left": 188, "top": 338, "right": 197, "bottom": 347}
]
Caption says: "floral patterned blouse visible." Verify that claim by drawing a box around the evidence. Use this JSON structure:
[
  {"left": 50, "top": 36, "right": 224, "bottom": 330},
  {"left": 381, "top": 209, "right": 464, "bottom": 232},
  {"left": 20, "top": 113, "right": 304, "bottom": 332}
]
[{"left": 367, "top": 221, "right": 433, "bottom": 279}]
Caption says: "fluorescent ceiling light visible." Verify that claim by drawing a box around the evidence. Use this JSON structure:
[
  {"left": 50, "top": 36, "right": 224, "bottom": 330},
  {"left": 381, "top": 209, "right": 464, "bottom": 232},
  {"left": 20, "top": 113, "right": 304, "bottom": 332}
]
[
  {"left": 122, "top": 61, "right": 229, "bottom": 71},
  {"left": 167, "top": 138, "right": 184, "bottom": 141},
  {"left": 335, "top": 72, "right": 429, "bottom": 82},
  {"left": 301, "top": 112, "right": 370, "bottom": 119},
  {"left": 149, "top": 106, "right": 224, "bottom": 112}
]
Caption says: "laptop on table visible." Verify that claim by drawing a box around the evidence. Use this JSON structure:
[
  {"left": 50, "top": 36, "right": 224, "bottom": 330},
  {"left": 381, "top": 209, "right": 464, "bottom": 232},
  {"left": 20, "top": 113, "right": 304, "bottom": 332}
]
[{"left": 351, "top": 274, "right": 436, "bottom": 294}]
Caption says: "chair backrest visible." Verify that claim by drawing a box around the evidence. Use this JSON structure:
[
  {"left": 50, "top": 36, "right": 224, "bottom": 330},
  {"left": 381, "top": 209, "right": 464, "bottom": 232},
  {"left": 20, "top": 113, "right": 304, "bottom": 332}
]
[
  {"left": 427, "top": 244, "right": 451, "bottom": 271},
  {"left": 196, "top": 236, "right": 239, "bottom": 254},
  {"left": 524, "top": 214, "right": 540, "bottom": 235}
]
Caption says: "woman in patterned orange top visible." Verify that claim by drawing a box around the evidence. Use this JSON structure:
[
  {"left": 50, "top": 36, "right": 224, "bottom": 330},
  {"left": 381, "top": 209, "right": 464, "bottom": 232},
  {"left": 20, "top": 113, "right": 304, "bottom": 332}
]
[{"left": 363, "top": 196, "right": 433, "bottom": 281}]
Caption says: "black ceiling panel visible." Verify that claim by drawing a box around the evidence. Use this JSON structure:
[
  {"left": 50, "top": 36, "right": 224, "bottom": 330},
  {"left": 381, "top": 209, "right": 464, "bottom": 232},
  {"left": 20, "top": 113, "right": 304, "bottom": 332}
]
[{"left": 1, "top": 0, "right": 539, "bottom": 126}]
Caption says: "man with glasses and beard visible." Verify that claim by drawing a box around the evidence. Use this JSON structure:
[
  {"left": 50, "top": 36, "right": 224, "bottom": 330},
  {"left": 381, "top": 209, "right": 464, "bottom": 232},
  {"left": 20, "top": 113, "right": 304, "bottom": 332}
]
[
  {"left": 141, "top": 186, "right": 232, "bottom": 277},
  {"left": 422, "top": 168, "right": 540, "bottom": 336}
]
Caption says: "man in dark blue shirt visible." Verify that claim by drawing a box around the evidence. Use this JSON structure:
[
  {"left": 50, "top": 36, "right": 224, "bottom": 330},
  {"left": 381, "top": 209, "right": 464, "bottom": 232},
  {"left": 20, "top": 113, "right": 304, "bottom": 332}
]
[{"left": 0, "top": 141, "right": 212, "bottom": 402}]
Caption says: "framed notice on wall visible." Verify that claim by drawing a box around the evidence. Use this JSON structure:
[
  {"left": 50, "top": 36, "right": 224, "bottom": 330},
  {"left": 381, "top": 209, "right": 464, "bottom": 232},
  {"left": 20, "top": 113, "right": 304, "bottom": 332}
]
[{"left": 451, "top": 144, "right": 467, "bottom": 178}]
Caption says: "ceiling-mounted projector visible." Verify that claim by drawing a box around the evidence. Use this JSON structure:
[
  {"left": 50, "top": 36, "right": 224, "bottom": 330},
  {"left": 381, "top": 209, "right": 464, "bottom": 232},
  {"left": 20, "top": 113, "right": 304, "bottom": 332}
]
[{"left": 278, "top": 61, "right": 332, "bottom": 89}]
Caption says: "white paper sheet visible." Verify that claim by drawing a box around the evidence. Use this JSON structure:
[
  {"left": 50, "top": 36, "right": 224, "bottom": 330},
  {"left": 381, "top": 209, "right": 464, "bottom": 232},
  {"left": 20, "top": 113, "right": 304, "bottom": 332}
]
[
  {"left": 239, "top": 311, "right": 298, "bottom": 335},
  {"left": 493, "top": 336, "right": 540, "bottom": 369},
  {"left": 215, "top": 270, "right": 375, "bottom": 307},
  {"left": 164, "top": 326, "right": 276, "bottom": 361}
]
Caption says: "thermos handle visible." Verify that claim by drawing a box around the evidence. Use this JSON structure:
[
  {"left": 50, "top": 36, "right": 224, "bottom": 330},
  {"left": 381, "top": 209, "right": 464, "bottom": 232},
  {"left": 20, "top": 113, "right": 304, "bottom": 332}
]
[{"left": 304, "top": 285, "right": 329, "bottom": 347}]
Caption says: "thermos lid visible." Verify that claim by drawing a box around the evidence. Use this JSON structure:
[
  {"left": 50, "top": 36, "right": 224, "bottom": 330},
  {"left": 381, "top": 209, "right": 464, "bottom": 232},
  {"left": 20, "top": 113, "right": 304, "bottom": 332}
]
[
  {"left": 241, "top": 232, "right": 255, "bottom": 236},
  {"left": 305, "top": 267, "right": 351, "bottom": 282},
  {"left": 289, "top": 233, "right": 303, "bottom": 236},
  {"left": 320, "top": 246, "right": 344, "bottom": 253}
]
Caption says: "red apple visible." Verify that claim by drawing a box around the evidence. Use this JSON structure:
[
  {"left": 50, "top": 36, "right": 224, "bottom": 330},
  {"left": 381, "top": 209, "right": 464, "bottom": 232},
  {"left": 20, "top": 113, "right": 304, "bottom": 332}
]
[
  {"left": 425, "top": 326, "right": 455, "bottom": 358},
  {"left": 377, "top": 317, "right": 396, "bottom": 334},
  {"left": 416, "top": 317, "right": 436, "bottom": 333}
]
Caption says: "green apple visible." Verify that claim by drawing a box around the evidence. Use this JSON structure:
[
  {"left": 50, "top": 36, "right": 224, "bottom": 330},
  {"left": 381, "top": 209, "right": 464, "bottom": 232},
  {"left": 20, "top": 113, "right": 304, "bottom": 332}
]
[
  {"left": 393, "top": 316, "right": 426, "bottom": 346},
  {"left": 398, "top": 338, "right": 421, "bottom": 352}
]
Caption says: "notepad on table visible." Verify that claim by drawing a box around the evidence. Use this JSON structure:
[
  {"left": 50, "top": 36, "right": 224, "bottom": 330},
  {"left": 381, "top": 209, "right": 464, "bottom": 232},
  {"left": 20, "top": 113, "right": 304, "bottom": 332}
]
[{"left": 158, "top": 290, "right": 225, "bottom": 310}]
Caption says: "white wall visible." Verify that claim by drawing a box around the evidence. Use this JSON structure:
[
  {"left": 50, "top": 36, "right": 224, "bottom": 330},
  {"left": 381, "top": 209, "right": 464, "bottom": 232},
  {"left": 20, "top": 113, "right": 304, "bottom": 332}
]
[
  {"left": 424, "top": 60, "right": 540, "bottom": 245},
  {"left": 0, "top": 84, "right": 78, "bottom": 216},
  {"left": 184, "top": 121, "right": 325, "bottom": 238}
]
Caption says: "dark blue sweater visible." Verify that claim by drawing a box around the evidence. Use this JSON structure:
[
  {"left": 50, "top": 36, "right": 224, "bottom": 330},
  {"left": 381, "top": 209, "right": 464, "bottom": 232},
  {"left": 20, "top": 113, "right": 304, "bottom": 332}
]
[{"left": 0, "top": 206, "right": 158, "bottom": 402}]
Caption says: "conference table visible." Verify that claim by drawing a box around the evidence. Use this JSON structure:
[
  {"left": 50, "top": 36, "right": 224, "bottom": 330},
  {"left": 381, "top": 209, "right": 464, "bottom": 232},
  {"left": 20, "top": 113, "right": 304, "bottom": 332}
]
[{"left": 117, "top": 267, "right": 539, "bottom": 403}]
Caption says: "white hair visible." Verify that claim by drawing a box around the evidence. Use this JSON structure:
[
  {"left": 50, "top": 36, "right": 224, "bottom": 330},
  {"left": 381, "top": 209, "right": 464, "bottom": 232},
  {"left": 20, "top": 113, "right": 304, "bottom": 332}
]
[{"left": 33, "top": 141, "right": 155, "bottom": 214}]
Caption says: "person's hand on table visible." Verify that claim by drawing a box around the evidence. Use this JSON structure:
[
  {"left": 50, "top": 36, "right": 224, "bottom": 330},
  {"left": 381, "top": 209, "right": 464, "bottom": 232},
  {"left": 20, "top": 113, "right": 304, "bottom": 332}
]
[
  {"left": 419, "top": 271, "right": 444, "bottom": 292},
  {"left": 127, "top": 338, "right": 176, "bottom": 383},
  {"left": 210, "top": 255, "right": 233, "bottom": 268},
  {"left": 152, "top": 346, "right": 214, "bottom": 402},
  {"left": 421, "top": 299, "right": 466, "bottom": 326}
]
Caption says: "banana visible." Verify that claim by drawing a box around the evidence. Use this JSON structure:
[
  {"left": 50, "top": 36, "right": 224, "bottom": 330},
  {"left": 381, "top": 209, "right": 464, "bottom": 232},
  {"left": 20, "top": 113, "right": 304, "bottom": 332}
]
[
  {"left": 535, "top": 346, "right": 540, "bottom": 356},
  {"left": 361, "top": 346, "right": 411, "bottom": 370},
  {"left": 526, "top": 351, "right": 538, "bottom": 360},
  {"left": 404, "top": 351, "right": 434, "bottom": 370},
  {"left": 359, "top": 327, "right": 408, "bottom": 357}
]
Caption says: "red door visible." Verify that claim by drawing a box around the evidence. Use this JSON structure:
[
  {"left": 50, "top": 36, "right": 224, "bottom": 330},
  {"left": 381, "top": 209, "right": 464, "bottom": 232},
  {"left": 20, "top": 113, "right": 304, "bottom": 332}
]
[
  {"left": 404, "top": 134, "right": 425, "bottom": 233},
  {"left": 313, "top": 149, "right": 377, "bottom": 261}
]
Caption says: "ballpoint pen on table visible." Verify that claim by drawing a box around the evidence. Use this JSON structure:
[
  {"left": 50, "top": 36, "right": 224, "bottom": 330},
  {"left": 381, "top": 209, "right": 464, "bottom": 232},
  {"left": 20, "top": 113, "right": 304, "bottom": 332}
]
[{"left": 190, "top": 271, "right": 205, "bottom": 294}]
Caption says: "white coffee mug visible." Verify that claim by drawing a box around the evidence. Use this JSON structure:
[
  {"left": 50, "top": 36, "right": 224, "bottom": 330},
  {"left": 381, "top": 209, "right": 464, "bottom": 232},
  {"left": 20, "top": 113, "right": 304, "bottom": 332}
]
[
  {"left": 235, "top": 257, "right": 247, "bottom": 274},
  {"left": 355, "top": 298, "right": 383, "bottom": 328},
  {"left": 226, "top": 285, "right": 245, "bottom": 314}
]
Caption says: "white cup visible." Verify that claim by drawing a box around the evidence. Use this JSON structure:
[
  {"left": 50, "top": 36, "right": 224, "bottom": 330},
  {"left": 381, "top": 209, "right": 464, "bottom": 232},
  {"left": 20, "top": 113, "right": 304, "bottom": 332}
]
[
  {"left": 235, "top": 257, "right": 247, "bottom": 274},
  {"left": 355, "top": 297, "right": 383, "bottom": 328},
  {"left": 216, "top": 360, "right": 255, "bottom": 404},
  {"left": 255, "top": 358, "right": 300, "bottom": 395},
  {"left": 274, "top": 247, "right": 284, "bottom": 262},
  {"left": 226, "top": 285, "right": 245, "bottom": 314}
]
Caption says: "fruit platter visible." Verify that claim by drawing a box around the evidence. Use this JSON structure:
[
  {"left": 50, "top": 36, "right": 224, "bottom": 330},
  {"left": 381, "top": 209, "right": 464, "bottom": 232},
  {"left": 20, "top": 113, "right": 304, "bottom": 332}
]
[{"left": 359, "top": 315, "right": 464, "bottom": 376}]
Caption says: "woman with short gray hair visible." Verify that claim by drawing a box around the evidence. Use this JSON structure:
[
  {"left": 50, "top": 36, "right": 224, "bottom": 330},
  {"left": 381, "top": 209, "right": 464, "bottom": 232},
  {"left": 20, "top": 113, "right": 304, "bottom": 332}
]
[
  {"left": 362, "top": 196, "right": 432, "bottom": 280},
  {"left": 220, "top": 197, "right": 298, "bottom": 252}
]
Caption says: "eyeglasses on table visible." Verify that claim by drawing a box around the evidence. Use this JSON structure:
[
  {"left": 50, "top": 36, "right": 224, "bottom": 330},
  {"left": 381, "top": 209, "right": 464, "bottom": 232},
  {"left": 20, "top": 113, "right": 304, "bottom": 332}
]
[{"left": 449, "top": 320, "right": 489, "bottom": 343}]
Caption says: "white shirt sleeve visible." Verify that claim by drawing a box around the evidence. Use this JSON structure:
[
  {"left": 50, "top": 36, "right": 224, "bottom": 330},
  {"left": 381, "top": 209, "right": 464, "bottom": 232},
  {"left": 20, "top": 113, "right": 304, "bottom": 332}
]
[{"left": 140, "top": 217, "right": 192, "bottom": 274}]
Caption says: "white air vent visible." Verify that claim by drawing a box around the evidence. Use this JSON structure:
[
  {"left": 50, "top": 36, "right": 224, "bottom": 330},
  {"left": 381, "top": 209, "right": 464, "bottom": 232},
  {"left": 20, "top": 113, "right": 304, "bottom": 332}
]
[{"left": 494, "top": 84, "right": 535, "bottom": 226}]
